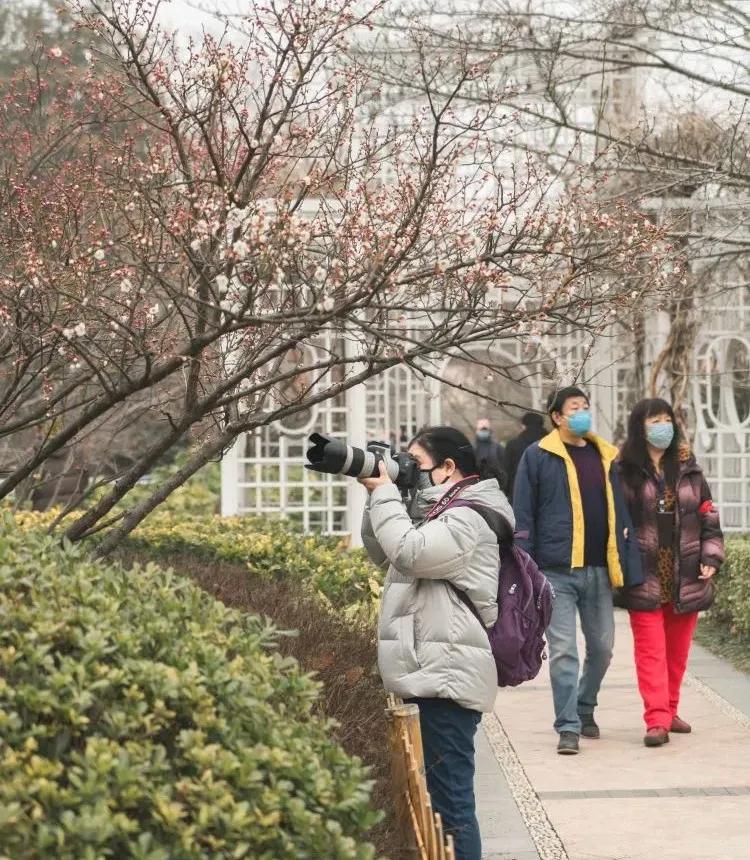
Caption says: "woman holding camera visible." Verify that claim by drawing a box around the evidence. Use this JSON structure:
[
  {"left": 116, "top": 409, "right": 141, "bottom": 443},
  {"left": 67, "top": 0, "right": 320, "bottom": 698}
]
[
  {"left": 617, "top": 399, "right": 724, "bottom": 747},
  {"left": 360, "top": 426, "right": 514, "bottom": 860}
]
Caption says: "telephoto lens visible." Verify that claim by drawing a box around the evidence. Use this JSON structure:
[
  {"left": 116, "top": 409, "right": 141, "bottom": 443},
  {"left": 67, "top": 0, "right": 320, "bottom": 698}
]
[{"left": 305, "top": 433, "right": 400, "bottom": 480}]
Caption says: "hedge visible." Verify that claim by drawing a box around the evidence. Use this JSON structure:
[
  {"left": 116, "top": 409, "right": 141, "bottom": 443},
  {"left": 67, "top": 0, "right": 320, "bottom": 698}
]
[
  {"left": 709, "top": 537, "right": 750, "bottom": 637},
  {"left": 0, "top": 515, "right": 379, "bottom": 859},
  {"left": 12, "top": 505, "right": 383, "bottom": 619},
  {"left": 126, "top": 512, "right": 383, "bottom": 617}
]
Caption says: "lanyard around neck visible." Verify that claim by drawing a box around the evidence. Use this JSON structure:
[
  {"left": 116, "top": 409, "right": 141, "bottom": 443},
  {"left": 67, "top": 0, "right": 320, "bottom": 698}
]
[{"left": 425, "top": 475, "right": 480, "bottom": 522}]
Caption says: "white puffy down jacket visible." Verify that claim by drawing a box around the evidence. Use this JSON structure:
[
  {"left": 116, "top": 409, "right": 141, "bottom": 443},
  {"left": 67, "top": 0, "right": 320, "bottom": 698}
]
[{"left": 362, "top": 479, "right": 514, "bottom": 713}]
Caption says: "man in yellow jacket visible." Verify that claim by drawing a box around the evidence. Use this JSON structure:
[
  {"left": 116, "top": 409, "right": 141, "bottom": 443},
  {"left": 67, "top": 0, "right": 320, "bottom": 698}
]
[{"left": 513, "top": 387, "right": 637, "bottom": 755}]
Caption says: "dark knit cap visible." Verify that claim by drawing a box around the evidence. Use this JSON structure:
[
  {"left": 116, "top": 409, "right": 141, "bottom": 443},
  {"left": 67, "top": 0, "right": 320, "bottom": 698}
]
[
  {"left": 547, "top": 386, "right": 589, "bottom": 415},
  {"left": 521, "top": 411, "right": 545, "bottom": 428}
]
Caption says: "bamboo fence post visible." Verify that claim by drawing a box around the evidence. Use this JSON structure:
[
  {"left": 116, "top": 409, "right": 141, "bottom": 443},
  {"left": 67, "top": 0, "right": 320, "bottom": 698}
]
[
  {"left": 386, "top": 701, "right": 420, "bottom": 857},
  {"left": 423, "top": 795, "right": 436, "bottom": 857},
  {"left": 404, "top": 703, "right": 425, "bottom": 777},
  {"left": 401, "top": 700, "right": 433, "bottom": 853},
  {"left": 445, "top": 833, "right": 456, "bottom": 860},
  {"left": 404, "top": 734, "right": 429, "bottom": 847},
  {"left": 386, "top": 696, "right": 457, "bottom": 860},
  {"left": 406, "top": 791, "right": 428, "bottom": 860},
  {"left": 434, "top": 812, "right": 444, "bottom": 860}
]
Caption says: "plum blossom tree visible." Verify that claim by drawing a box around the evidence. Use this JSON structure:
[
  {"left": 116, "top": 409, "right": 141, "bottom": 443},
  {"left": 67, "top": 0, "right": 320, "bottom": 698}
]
[
  {"left": 390, "top": 0, "right": 750, "bottom": 416},
  {"left": 0, "top": 0, "right": 679, "bottom": 553}
]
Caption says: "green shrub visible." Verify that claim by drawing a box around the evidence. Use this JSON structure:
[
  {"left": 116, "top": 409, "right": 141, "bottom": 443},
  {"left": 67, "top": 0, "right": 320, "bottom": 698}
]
[
  {"left": 127, "top": 513, "right": 383, "bottom": 617},
  {"left": 10, "top": 450, "right": 380, "bottom": 616},
  {"left": 0, "top": 516, "right": 379, "bottom": 859},
  {"left": 127, "top": 460, "right": 221, "bottom": 518},
  {"left": 146, "top": 463, "right": 220, "bottom": 517},
  {"left": 710, "top": 537, "right": 750, "bottom": 637},
  {"left": 12, "top": 505, "right": 384, "bottom": 618}
]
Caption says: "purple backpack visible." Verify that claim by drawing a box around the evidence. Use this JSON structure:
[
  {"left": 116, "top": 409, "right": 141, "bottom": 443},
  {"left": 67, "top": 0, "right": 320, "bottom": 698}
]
[{"left": 439, "top": 499, "right": 555, "bottom": 687}]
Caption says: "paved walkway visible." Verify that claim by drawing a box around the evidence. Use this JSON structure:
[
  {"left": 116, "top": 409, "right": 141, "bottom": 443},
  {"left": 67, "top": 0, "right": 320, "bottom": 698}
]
[{"left": 475, "top": 609, "right": 750, "bottom": 860}]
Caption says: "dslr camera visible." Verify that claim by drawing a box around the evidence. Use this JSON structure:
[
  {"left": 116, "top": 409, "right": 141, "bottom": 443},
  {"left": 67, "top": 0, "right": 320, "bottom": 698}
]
[{"left": 305, "top": 433, "right": 419, "bottom": 491}]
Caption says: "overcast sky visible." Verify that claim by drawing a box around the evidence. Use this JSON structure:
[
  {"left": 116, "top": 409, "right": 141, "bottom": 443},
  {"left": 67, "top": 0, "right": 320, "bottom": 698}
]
[{"left": 152, "top": 1, "right": 222, "bottom": 33}]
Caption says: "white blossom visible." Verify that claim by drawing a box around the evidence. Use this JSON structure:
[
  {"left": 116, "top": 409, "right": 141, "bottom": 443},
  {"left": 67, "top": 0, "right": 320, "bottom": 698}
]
[
  {"left": 226, "top": 206, "right": 248, "bottom": 231},
  {"left": 94, "top": 249, "right": 105, "bottom": 261},
  {"left": 232, "top": 240, "right": 250, "bottom": 260},
  {"left": 215, "top": 274, "right": 229, "bottom": 295},
  {"left": 49, "top": 47, "right": 63, "bottom": 59}
]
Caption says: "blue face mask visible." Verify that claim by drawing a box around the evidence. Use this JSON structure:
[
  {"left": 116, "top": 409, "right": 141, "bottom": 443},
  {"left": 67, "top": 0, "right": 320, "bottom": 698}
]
[
  {"left": 566, "top": 410, "right": 592, "bottom": 437},
  {"left": 476, "top": 429, "right": 491, "bottom": 441},
  {"left": 646, "top": 423, "right": 674, "bottom": 450}
]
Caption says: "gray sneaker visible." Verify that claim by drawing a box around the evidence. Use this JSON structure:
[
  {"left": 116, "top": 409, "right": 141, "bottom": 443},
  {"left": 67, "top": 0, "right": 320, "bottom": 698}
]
[
  {"left": 580, "top": 714, "right": 600, "bottom": 739},
  {"left": 557, "top": 731, "right": 580, "bottom": 755}
]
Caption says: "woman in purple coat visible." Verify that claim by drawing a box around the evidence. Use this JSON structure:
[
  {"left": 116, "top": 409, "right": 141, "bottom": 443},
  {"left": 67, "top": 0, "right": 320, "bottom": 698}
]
[{"left": 618, "top": 398, "right": 724, "bottom": 747}]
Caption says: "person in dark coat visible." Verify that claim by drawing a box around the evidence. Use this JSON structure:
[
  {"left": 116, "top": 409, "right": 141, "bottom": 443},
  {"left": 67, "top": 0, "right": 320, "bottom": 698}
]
[
  {"left": 617, "top": 398, "right": 724, "bottom": 748},
  {"left": 504, "top": 412, "right": 546, "bottom": 502},
  {"left": 473, "top": 419, "right": 505, "bottom": 486}
]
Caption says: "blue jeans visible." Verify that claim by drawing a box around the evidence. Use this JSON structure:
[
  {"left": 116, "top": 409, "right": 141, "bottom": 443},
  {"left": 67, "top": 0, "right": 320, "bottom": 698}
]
[
  {"left": 407, "top": 697, "right": 482, "bottom": 860},
  {"left": 544, "top": 566, "right": 615, "bottom": 735}
]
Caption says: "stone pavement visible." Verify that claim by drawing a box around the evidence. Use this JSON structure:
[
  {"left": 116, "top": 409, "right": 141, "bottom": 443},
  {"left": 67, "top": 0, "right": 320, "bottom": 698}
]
[{"left": 474, "top": 609, "right": 750, "bottom": 860}]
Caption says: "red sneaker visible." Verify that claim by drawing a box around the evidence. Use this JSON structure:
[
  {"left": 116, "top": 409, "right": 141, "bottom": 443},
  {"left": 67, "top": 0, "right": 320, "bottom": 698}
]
[
  {"left": 644, "top": 727, "right": 670, "bottom": 747},
  {"left": 670, "top": 716, "right": 692, "bottom": 733}
]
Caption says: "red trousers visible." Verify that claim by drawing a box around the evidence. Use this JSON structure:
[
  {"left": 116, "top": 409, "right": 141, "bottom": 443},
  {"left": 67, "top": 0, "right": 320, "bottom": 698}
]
[{"left": 629, "top": 603, "right": 698, "bottom": 730}]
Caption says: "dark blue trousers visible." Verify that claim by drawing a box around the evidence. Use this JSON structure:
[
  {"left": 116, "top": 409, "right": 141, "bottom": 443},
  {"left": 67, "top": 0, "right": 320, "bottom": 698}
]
[{"left": 406, "top": 697, "right": 482, "bottom": 860}]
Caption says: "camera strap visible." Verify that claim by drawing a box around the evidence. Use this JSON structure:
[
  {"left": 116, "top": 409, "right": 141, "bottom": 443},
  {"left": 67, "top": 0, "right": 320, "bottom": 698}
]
[{"left": 424, "top": 475, "right": 480, "bottom": 522}]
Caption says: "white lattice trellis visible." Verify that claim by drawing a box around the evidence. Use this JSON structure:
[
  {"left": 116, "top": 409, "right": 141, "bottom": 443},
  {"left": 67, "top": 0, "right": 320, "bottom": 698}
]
[
  {"left": 221, "top": 346, "right": 440, "bottom": 543},
  {"left": 693, "top": 283, "right": 750, "bottom": 533},
  {"left": 221, "top": 333, "right": 351, "bottom": 534}
]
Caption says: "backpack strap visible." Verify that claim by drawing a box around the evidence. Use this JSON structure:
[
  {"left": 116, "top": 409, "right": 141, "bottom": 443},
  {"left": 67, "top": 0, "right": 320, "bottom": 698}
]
[
  {"left": 440, "top": 499, "right": 514, "bottom": 627},
  {"left": 444, "top": 499, "right": 514, "bottom": 550},
  {"left": 448, "top": 579, "right": 485, "bottom": 625}
]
